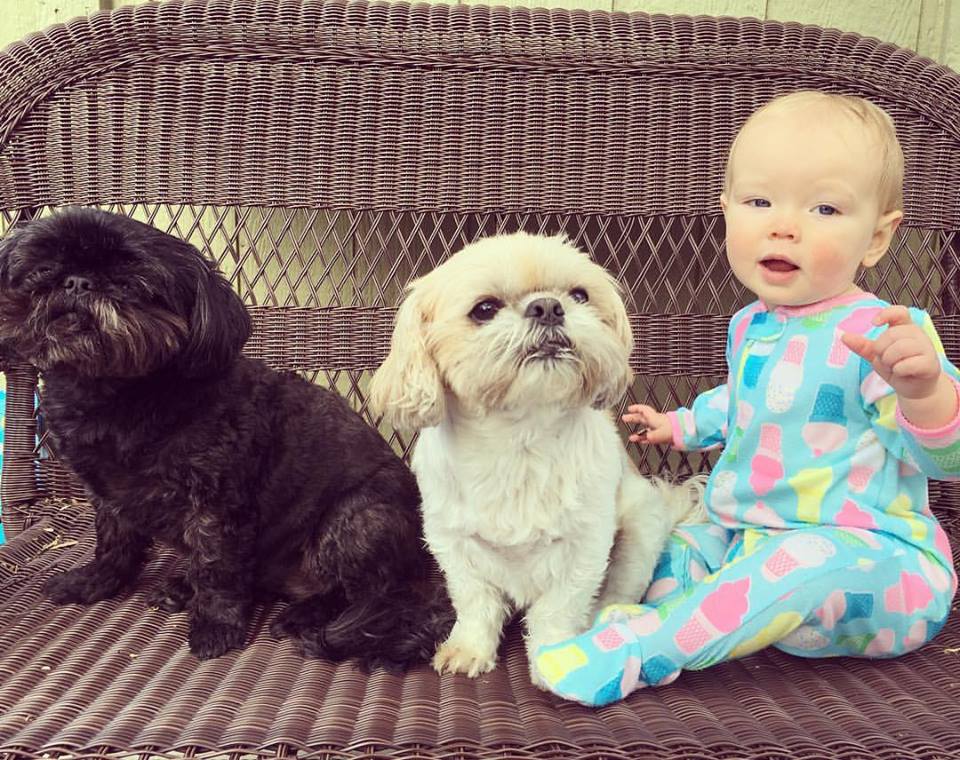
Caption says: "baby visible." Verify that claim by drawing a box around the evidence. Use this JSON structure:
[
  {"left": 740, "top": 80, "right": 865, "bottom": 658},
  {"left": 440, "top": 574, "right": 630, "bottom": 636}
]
[{"left": 534, "top": 91, "right": 960, "bottom": 706}]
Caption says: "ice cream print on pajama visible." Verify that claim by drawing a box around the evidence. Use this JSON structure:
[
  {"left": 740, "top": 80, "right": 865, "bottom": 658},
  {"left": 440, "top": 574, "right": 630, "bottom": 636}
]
[
  {"left": 710, "top": 298, "right": 960, "bottom": 540},
  {"left": 534, "top": 296, "right": 960, "bottom": 706}
]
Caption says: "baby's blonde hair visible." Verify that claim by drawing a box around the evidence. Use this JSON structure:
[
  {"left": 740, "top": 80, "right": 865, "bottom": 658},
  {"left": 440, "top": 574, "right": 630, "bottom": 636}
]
[{"left": 724, "top": 91, "right": 904, "bottom": 213}]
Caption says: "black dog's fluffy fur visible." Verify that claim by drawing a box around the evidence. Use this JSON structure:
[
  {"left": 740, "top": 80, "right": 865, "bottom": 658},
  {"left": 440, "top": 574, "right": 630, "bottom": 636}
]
[{"left": 0, "top": 208, "right": 452, "bottom": 665}]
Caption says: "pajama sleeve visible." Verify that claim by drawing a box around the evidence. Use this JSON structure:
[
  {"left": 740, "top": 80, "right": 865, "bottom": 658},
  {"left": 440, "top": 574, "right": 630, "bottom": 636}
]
[
  {"left": 666, "top": 383, "right": 730, "bottom": 451},
  {"left": 665, "top": 316, "right": 735, "bottom": 451}
]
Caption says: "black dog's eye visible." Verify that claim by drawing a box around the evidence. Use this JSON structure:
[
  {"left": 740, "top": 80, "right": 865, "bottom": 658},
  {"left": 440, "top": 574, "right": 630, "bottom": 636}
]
[
  {"left": 469, "top": 298, "right": 503, "bottom": 323},
  {"left": 21, "top": 264, "right": 53, "bottom": 279},
  {"left": 22, "top": 264, "right": 55, "bottom": 287},
  {"left": 570, "top": 288, "right": 589, "bottom": 303}
]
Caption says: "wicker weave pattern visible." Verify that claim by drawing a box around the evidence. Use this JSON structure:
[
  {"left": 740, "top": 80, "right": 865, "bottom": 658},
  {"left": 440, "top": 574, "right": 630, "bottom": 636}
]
[
  {"left": 0, "top": 3, "right": 958, "bottom": 225},
  {"left": 2, "top": 1, "right": 960, "bottom": 758},
  {"left": 2, "top": 503, "right": 960, "bottom": 760}
]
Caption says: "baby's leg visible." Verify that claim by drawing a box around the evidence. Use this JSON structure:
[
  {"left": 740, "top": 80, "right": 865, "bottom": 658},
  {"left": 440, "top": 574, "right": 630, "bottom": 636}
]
[
  {"left": 596, "top": 522, "right": 734, "bottom": 619},
  {"left": 535, "top": 526, "right": 954, "bottom": 706},
  {"left": 773, "top": 539, "right": 956, "bottom": 659},
  {"left": 643, "top": 523, "right": 735, "bottom": 606}
]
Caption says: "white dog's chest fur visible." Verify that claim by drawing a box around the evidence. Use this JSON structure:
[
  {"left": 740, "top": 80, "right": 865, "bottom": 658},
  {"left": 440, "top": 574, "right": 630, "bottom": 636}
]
[{"left": 413, "top": 407, "right": 623, "bottom": 607}]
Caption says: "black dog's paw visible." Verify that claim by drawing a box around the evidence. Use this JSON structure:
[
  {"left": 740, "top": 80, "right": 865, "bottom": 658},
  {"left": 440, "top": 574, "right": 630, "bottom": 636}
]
[
  {"left": 290, "top": 629, "right": 333, "bottom": 660},
  {"left": 270, "top": 589, "right": 348, "bottom": 640},
  {"left": 148, "top": 575, "right": 194, "bottom": 612},
  {"left": 188, "top": 620, "right": 246, "bottom": 660},
  {"left": 44, "top": 565, "right": 121, "bottom": 605},
  {"left": 270, "top": 601, "right": 337, "bottom": 640},
  {"left": 269, "top": 608, "right": 303, "bottom": 640}
]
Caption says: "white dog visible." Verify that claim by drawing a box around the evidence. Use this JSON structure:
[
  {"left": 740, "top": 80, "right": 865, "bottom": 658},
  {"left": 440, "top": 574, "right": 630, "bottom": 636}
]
[{"left": 370, "top": 233, "right": 703, "bottom": 685}]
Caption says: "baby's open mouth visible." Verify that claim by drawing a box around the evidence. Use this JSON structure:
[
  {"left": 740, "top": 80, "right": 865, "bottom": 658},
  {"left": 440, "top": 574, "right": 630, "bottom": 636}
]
[{"left": 760, "top": 257, "right": 799, "bottom": 273}]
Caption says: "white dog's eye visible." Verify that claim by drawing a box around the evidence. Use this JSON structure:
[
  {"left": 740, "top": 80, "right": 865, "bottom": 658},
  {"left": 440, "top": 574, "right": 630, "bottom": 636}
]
[
  {"left": 570, "top": 288, "right": 589, "bottom": 303},
  {"left": 469, "top": 298, "right": 503, "bottom": 323}
]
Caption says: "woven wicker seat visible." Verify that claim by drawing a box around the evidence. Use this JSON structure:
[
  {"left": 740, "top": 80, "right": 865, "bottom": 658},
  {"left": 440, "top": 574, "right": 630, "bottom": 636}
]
[{"left": 2, "top": 1, "right": 960, "bottom": 757}]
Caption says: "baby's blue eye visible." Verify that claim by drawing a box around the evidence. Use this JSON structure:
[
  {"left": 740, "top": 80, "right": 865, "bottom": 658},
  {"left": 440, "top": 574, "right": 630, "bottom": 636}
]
[
  {"left": 815, "top": 204, "right": 839, "bottom": 216},
  {"left": 746, "top": 198, "right": 771, "bottom": 208}
]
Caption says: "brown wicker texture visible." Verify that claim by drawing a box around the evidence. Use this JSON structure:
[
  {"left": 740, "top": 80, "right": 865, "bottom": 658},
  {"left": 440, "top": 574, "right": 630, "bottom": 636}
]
[{"left": 1, "top": 1, "right": 960, "bottom": 758}]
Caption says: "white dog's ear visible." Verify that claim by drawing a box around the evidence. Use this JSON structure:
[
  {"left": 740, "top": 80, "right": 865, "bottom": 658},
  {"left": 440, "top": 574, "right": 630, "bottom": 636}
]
[
  {"left": 369, "top": 283, "right": 445, "bottom": 430},
  {"left": 591, "top": 282, "right": 635, "bottom": 409}
]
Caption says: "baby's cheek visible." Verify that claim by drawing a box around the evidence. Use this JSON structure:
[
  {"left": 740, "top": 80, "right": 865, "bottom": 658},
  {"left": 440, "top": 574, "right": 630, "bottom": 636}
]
[
  {"left": 724, "top": 226, "right": 758, "bottom": 274},
  {"left": 808, "top": 240, "right": 856, "bottom": 277},
  {"left": 724, "top": 222, "right": 753, "bottom": 254}
]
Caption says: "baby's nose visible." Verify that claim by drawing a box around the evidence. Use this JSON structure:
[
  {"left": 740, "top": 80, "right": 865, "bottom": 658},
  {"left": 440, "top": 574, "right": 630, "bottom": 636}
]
[{"left": 769, "top": 215, "right": 800, "bottom": 240}]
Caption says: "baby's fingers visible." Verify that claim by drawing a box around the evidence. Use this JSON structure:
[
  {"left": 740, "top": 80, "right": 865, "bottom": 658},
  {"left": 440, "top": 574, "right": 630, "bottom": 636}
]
[
  {"left": 628, "top": 427, "right": 659, "bottom": 444},
  {"left": 875, "top": 336, "right": 930, "bottom": 370},
  {"left": 885, "top": 353, "right": 942, "bottom": 382},
  {"left": 622, "top": 403, "right": 654, "bottom": 425},
  {"left": 841, "top": 331, "right": 877, "bottom": 362},
  {"left": 872, "top": 304, "right": 912, "bottom": 328}
]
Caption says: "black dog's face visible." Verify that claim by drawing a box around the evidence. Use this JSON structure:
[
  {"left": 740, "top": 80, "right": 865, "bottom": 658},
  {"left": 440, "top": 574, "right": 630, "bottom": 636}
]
[{"left": 0, "top": 209, "right": 250, "bottom": 378}]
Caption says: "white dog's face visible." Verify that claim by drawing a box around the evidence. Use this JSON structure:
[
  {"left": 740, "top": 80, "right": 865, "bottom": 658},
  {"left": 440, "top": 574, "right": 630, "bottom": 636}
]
[{"left": 370, "top": 233, "right": 633, "bottom": 428}]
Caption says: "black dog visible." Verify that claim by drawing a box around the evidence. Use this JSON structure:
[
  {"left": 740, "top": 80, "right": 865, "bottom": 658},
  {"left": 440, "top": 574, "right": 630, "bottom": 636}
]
[{"left": 0, "top": 208, "right": 451, "bottom": 665}]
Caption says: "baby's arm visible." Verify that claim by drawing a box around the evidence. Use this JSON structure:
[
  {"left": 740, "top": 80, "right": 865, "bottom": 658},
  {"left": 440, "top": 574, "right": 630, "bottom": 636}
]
[
  {"left": 844, "top": 305, "right": 960, "bottom": 479},
  {"left": 843, "top": 305, "right": 958, "bottom": 429},
  {"left": 623, "top": 383, "right": 729, "bottom": 451},
  {"left": 625, "top": 308, "right": 746, "bottom": 451},
  {"left": 622, "top": 404, "right": 672, "bottom": 444}
]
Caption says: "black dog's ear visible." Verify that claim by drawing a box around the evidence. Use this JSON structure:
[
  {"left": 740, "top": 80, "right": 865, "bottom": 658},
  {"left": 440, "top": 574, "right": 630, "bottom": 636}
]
[
  {"left": 176, "top": 258, "right": 251, "bottom": 378},
  {"left": 0, "top": 220, "right": 30, "bottom": 286},
  {"left": 0, "top": 222, "right": 32, "bottom": 363},
  {"left": 0, "top": 232, "right": 13, "bottom": 286}
]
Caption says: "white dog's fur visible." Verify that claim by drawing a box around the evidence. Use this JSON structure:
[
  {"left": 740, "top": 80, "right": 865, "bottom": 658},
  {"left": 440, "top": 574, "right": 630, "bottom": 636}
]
[{"left": 370, "top": 233, "right": 704, "bottom": 685}]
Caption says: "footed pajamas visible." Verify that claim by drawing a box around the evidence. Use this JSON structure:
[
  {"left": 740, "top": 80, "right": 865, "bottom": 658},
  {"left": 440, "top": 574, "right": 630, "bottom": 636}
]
[{"left": 536, "top": 293, "right": 960, "bottom": 706}]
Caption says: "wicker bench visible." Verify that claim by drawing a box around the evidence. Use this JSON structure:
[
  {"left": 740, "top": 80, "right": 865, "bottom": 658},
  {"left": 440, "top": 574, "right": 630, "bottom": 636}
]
[{"left": 2, "top": 1, "right": 960, "bottom": 758}]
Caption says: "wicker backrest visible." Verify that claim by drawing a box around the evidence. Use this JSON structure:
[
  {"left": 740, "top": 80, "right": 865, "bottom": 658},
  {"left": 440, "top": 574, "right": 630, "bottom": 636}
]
[{"left": 1, "top": 0, "right": 959, "bottom": 539}]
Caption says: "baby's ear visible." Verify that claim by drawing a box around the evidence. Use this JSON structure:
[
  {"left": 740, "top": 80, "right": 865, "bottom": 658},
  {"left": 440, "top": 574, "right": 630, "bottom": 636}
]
[{"left": 863, "top": 210, "right": 904, "bottom": 268}]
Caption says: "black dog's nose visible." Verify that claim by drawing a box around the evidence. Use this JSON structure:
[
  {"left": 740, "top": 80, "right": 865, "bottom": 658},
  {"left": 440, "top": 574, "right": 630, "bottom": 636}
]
[
  {"left": 524, "top": 297, "right": 565, "bottom": 326},
  {"left": 63, "top": 275, "right": 93, "bottom": 296}
]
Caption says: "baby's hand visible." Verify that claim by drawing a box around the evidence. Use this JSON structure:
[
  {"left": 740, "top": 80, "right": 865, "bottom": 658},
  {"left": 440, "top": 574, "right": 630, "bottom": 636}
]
[
  {"left": 622, "top": 404, "right": 673, "bottom": 445},
  {"left": 841, "top": 305, "right": 941, "bottom": 400}
]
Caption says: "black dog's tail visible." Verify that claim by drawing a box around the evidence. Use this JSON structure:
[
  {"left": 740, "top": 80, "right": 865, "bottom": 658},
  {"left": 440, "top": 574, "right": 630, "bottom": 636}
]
[{"left": 298, "top": 575, "right": 455, "bottom": 671}]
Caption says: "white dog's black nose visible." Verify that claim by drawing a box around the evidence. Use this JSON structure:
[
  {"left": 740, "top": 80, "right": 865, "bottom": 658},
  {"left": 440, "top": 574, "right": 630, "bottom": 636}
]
[
  {"left": 63, "top": 275, "right": 93, "bottom": 296},
  {"left": 525, "top": 297, "right": 564, "bottom": 326}
]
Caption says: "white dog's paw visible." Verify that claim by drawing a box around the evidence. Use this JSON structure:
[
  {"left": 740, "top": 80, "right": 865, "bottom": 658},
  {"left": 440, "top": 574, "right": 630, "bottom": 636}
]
[{"left": 433, "top": 638, "right": 497, "bottom": 678}]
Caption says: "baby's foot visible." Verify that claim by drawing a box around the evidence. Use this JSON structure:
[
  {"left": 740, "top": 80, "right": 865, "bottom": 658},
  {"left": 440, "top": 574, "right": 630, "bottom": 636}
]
[{"left": 534, "top": 604, "right": 657, "bottom": 706}]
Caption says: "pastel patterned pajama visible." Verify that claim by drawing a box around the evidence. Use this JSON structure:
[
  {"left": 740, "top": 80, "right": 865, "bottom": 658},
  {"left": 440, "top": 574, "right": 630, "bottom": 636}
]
[{"left": 535, "top": 293, "right": 960, "bottom": 706}]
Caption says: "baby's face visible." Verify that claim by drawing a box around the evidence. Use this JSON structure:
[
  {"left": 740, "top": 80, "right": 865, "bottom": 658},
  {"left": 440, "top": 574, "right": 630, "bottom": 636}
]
[{"left": 722, "top": 108, "right": 894, "bottom": 308}]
